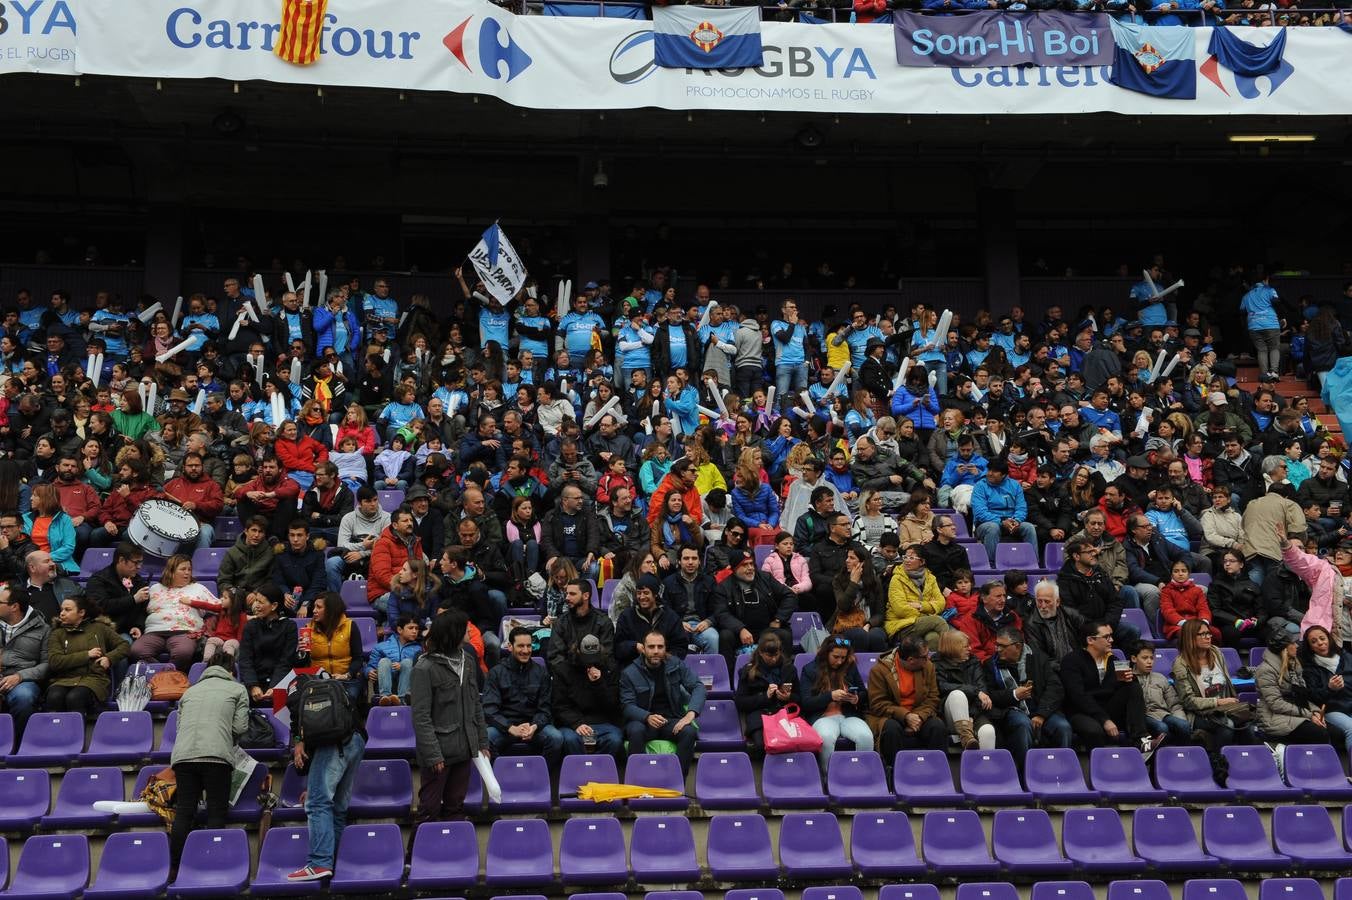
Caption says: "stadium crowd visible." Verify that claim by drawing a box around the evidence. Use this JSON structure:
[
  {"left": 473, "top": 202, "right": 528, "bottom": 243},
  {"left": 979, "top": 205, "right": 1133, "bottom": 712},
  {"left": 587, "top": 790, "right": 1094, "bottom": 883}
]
[{"left": 0, "top": 263, "right": 1350, "bottom": 877}]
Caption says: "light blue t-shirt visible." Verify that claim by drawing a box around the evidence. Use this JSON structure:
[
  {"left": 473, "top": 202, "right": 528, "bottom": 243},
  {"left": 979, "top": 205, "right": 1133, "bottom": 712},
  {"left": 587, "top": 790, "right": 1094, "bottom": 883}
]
[
  {"left": 772, "top": 320, "right": 806, "bottom": 366},
  {"left": 1240, "top": 283, "right": 1280, "bottom": 332}
]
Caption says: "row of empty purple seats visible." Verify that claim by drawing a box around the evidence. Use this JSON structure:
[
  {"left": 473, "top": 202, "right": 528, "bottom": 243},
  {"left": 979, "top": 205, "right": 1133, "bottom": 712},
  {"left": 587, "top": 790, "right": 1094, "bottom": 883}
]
[
  {"left": 532, "top": 886, "right": 1352, "bottom": 900},
  {"left": 0, "top": 710, "right": 287, "bottom": 768}
]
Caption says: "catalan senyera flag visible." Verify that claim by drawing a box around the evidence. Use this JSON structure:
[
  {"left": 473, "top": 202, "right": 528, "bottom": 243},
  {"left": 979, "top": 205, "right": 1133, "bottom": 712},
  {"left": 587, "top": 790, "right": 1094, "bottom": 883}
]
[{"left": 275, "top": 0, "right": 329, "bottom": 66}]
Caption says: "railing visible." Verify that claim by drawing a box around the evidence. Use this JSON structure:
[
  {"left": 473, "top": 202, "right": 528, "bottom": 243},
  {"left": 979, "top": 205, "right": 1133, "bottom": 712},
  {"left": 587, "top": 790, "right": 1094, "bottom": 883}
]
[{"left": 518, "top": 0, "right": 1348, "bottom": 26}]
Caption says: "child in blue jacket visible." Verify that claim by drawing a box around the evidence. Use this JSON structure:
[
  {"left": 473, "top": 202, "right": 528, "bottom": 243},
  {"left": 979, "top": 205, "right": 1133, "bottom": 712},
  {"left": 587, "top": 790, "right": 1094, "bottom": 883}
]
[{"left": 367, "top": 615, "right": 423, "bottom": 705}]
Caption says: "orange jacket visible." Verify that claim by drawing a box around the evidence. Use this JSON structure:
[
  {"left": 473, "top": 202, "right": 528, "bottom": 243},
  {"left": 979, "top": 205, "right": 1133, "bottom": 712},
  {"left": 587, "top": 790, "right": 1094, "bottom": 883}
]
[{"left": 368, "top": 526, "right": 425, "bottom": 604}]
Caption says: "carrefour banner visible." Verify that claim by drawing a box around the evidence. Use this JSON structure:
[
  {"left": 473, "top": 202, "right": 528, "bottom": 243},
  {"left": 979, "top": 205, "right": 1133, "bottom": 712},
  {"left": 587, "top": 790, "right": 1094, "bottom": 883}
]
[
  {"left": 894, "top": 11, "right": 1113, "bottom": 68},
  {"left": 4, "top": 0, "right": 1349, "bottom": 115}
]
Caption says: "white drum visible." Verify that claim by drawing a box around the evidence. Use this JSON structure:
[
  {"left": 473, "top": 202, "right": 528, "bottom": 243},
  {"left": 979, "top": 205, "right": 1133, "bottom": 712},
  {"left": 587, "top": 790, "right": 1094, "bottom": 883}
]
[{"left": 128, "top": 499, "right": 200, "bottom": 558}]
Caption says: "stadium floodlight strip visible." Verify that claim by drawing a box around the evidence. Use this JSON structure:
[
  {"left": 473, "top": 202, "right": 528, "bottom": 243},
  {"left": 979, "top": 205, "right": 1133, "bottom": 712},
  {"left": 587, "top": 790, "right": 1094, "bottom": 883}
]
[{"left": 1226, "top": 134, "right": 1318, "bottom": 143}]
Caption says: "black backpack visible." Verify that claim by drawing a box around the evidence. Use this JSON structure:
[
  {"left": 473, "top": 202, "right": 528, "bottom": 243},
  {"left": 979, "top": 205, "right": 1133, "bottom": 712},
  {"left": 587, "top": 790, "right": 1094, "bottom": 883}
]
[{"left": 294, "top": 676, "right": 355, "bottom": 748}]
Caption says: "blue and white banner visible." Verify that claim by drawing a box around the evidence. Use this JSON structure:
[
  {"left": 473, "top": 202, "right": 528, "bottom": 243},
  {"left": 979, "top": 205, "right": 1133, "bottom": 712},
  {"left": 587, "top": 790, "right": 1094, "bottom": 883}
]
[
  {"left": 1108, "top": 19, "right": 1196, "bottom": 99},
  {"left": 895, "top": 11, "right": 1112, "bottom": 68},
  {"left": 1207, "top": 25, "right": 1285, "bottom": 76},
  {"left": 6, "top": 0, "right": 1352, "bottom": 115},
  {"left": 652, "top": 6, "right": 763, "bottom": 69},
  {"left": 468, "top": 223, "right": 527, "bottom": 304},
  {"left": 543, "top": 2, "right": 646, "bottom": 19}
]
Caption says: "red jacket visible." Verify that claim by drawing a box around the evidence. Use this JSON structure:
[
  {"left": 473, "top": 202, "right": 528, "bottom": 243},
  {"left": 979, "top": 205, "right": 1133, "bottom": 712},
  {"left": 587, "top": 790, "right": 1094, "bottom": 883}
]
[
  {"left": 274, "top": 435, "right": 329, "bottom": 475},
  {"left": 1160, "top": 580, "right": 1220, "bottom": 641},
  {"left": 232, "top": 474, "right": 301, "bottom": 513},
  {"left": 163, "top": 475, "right": 225, "bottom": 523},
  {"left": 1097, "top": 497, "right": 1138, "bottom": 542},
  {"left": 54, "top": 480, "right": 102, "bottom": 522},
  {"left": 647, "top": 473, "right": 702, "bottom": 528},
  {"left": 103, "top": 484, "right": 161, "bottom": 529},
  {"left": 953, "top": 605, "right": 1024, "bottom": 663},
  {"left": 335, "top": 424, "right": 377, "bottom": 455},
  {"left": 368, "top": 526, "right": 425, "bottom": 603}
]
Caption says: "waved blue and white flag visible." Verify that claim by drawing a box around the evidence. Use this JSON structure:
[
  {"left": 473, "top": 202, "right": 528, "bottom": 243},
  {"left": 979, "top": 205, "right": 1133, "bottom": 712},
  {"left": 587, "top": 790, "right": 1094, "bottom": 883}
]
[
  {"left": 1108, "top": 19, "right": 1196, "bottom": 100},
  {"left": 1207, "top": 27, "right": 1286, "bottom": 77},
  {"left": 468, "top": 223, "right": 527, "bottom": 304},
  {"left": 653, "top": 6, "right": 763, "bottom": 70}
]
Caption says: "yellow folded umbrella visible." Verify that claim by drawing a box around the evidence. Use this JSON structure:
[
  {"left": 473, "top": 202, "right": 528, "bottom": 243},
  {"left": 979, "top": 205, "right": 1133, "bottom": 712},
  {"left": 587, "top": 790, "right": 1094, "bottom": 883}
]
[{"left": 575, "top": 782, "right": 685, "bottom": 803}]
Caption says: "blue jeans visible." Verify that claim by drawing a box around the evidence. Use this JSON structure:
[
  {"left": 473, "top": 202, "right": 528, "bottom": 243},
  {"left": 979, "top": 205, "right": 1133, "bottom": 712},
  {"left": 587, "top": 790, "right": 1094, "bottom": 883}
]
[
  {"left": 560, "top": 723, "right": 624, "bottom": 758},
  {"left": 974, "top": 520, "right": 1038, "bottom": 568},
  {"left": 325, "top": 555, "right": 347, "bottom": 593},
  {"left": 2, "top": 680, "right": 41, "bottom": 736},
  {"left": 1324, "top": 711, "right": 1352, "bottom": 757},
  {"left": 683, "top": 619, "right": 719, "bottom": 655},
  {"left": 375, "top": 658, "right": 413, "bottom": 700},
  {"left": 194, "top": 522, "right": 215, "bottom": 551},
  {"left": 1147, "top": 714, "right": 1194, "bottom": 743},
  {"left": 487, "top": 590, "right": 510, "bottom": 618},
  {"left": 509, "top": 540, "right": 539, "bottom": 577},
  {"left": 305, "top": 732, "right": 366, "bottom": 869},
  {"left": 775, "top": 363, "right": 808, "bottom": 412},
  {"left": 487, "top": 724, "right": 565, "bottom": 768},
  {"left": 1248, "top": 557, "right": 1274, "bottom": 587},
  {"left": 1002, "top": 709, "right": 1073, "bottom": 762}
]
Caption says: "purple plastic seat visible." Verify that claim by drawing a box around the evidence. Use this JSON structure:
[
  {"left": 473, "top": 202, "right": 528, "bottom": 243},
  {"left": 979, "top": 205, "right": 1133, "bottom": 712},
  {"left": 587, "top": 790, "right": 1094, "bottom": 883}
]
[
  {"left": 152, "top": 710, "right": 178, "bottom": 763},
  {"left": 573, "top": 894, "right": 627, "bottom": 900},
  {"left": 707, "top": 814, "right": 778, "bottom": 881},
  {"left": 1272, "top": 806, "right": 1352, "bottom": 868},
  {"left": 826, "top": 750, "right": 891, "bottom": 807},
  {"left": 11, "top": 712, "right": 83, "bottom": 766},
  {"left": 83, "top": 831, "right": 170, "bottom": 900},
  {"left": 685, "top": 655, "right": 731, "bottom": 697},
  {"left": 79, "top": 547, "right": 115, "bottom": 579},
  {"left": 1154, "top": 647, "right": 1179, "bottom": 671},
  {"left": 1202, "top": 806, "right": 1291, "bottom": 871},
  {"left": 993, "top": 808, "right": 1074, "bottom": 874},
  {"left": 893, "top": 750, "right": 964, "bottom": 805},
  {"left": 1122, "top": 608, "right": 1164, "bottom": 645},
  {"left": 964, "top": 542, "right": 996, "bottom": 571},
  {"left": 407, "top": 822, "right": 478, "bottom": 891},
  {"left": 1033, "top": 883, "right": 1097, "bottom": 900},
  {"left": 348, "top": 758, "right": 413, "bottom": 818},
  {"left": 779, "top": 813, "right": 851, "bottom": 879},
  {"left": 340, "top": 580, "right": 374, "bottom": 616},
  {"left": 922, "top": 809, "right": 999, "bottom": 875},
  {"left": 761, "top": 751, "right": 826, "bottom": 808},
  {"left": 329, "top": 824, "right": 405, "bottom": 894},
  {"left": 40, "top": 765, "right": 120, "bottom": 829},
  {"left": 880, "top": 886, "right": 942, "bottom": 900},
  {"left": 850, "top": 811, "right": 927, "bottom": 878},
  {"left": 1220, "top": 746, "right": 1301, "bottom": 801},
  {"left": 624, "top": 753, "right": 688, "bottom": 811},
  {"left": 271, "top": 766, "right": 308, "bottom": 822},
  {"left": 854, "top": 653, "right": 880, "bottom": 681},
  {"left": 1024, "top": 748, "right": 1100, "bottom": 804},
  {"left": 560, "top": 817, "right": 629, "bottom": 885},
  {"left": 630, "top": 816, "right": 701, "bottom": 883},
  {"left": 726, "top": 891, "right": 785, "bottom": 900},
  {"left": 1108, "top": 881, "right": 1175, "bottom": 900},
  {"left": 378, "top": 489, "right": 405, "bottom": 512},
  {"left": 1260, "top": 880, "right": 1325, "bottom": 900},
  {"left": 121, "top": 767, "right": 168, "bottom": 827},
  {"left": 251, "top": 827, "right": 313, "bottom": 896},
  {"left": 1183, "top": 881, "right": 1250, "bottom": 900},
  {"left": 1063, "top": 808, "right": 1146, "bottom": 874},
  {"left": 363, "top": 706, "right": 415, "bottom": 758},
  {"left": 243, "top": 709, "right": 289, "bottom": 762},
  {"left": 0, "top": 769, "right": 48, "bottom": 829},
  {"left": 81, "top": 710, "right": 153, "bottom": 764},
  {"left": 1153, "top": 745, "right": 1236, "bottom": 803},
  {"left": 961, "top": 749, "right": 1033, "bottom": 804},
  {"left": 995, "top": 543, "right": 1039, "bottom": 570},
  {"left": 189, "top": 547, "right": 227, "bottom": 579},
  {"left": 224, "top": 763, "right": 273, "bottom": 824},
  {"left": 1043, "top": 542, "right": 1066, "bottom": 571},
  {"left": 490, "top": 755, "right": 553, "bottom": 813},
  {"left": 0, "top": 712, "right": 12, "bottom": 757},
  {"left": 1283, "top": 744, "right": 1352, "bottom": 800},
  {"left": 1090, "top": 747, "right": 1168, "bottom": 802},
  {"left": 696, "top": 699, "right": 746, "bottom": 751},
  {"left": 790, "top": 611, "right": 823, "bottom": 647},
  {"left": 1132, "top": 807, "right": 1221, "bottom": 873},
  {"left": 803, "top": 889, "right": 863, "bottom": 900},
  {"left": 645, "top": 893, "right": 703, "bottom": 900},
  {"left": 352, "top": 616, "right": 377, "bottom": 652},
  {"left": 696, "top": 751, "right": 761, "bottom": 809},
  {"left": 485, "top": 819, "right": 554, "bottom": 887},
  {"left": 168, "top": 829, "right": 249, "bottom": 898},
  {"left": 957, "top": 884, "right": 1019, "bottom": 900},
  {"left": 754, "top": 545, "right": 774, "bottom": 568},
  {"left": 5, "top": 834, "right": 89, "bottom": 900},
  {"left": 560, "top": 754, "right": 621, "bottom": 812}
]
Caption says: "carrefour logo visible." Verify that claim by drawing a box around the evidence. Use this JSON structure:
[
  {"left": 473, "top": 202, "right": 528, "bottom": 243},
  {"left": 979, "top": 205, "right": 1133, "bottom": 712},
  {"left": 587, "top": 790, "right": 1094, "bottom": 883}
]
[
  {"left": 444, "top": 15, "right": 531, "bottom": 82},
  {"left": 609, "top": 30, "right": 876, "bottom": 85},
  {"left": 1200, "top": 55, "right": 1293, "bottom": 99}
]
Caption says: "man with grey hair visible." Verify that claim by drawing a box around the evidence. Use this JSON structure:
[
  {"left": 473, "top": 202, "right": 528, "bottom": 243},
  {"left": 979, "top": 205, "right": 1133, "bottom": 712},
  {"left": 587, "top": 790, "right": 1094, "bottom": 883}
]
[
  {"left": 1023, "top": 579, "right": 1085, "bottom": 664},
  {"left": 986, "top": 624, "right": 1071, "bottom": 763}
]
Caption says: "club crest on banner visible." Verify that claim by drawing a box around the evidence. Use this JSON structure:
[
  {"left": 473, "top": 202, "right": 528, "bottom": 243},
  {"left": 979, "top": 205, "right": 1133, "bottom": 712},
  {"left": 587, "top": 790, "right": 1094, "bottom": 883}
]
[
  {"left": 1133, "top": 42, "right": 1165, "bottom": 74},
  {"left": 689, "top": 20, "right": 724, "bottom": 53}
]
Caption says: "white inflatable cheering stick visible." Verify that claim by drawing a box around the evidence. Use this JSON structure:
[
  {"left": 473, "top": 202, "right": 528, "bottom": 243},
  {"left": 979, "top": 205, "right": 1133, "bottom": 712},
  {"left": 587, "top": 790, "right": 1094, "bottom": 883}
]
[
  {"left": 557, "top": 279, "right": 571, "bottom": 318},
  {"left": 704, "top": 377, "right": 729, "bottom": 418},
  {"left": 290, "top": 359, "right": 303, "bottom": 387},
  {"left": 156, "top": 338, "right": 195, "bottom": 364},
  {"left": 316, "top": 270, "right": 328, "bottom": 310},
  {"left": 825, "top": 363, "right": 851, "bottom": 398},
  {"left": 1143, "top": 268, "right": 1184, "bottom": 301},
  {"left": 584, "top": 395, "right": 622, "bottom": 429},
  {"left": 192, "top": 389, "right": 207, "bottom": 416},
  {"left": 86, "top": 353, "right": 104, "bottom": 388},
  {"left": 934, "top": 309, "right": 953, "bottom": 350},
  {"left": 1149, "top": 349, "right": 1169, "bottom": 382},
  {"left": 271, "top": 392, "right": 288, "bottom": 427},
  {"left": 893, "top": 357, "right": 912, "bottom": 391},
  {"left": 252, "top": 274, "right": 269, "bottom": 314},
  {"left": 170, "top": 296, "right": 183, "bottom": 328},
  {"left": 136, "top": 301, "right": 163, "bottom": 324},
  {"left": 698, "top": 300, "right": 718, "bottom": 330}
]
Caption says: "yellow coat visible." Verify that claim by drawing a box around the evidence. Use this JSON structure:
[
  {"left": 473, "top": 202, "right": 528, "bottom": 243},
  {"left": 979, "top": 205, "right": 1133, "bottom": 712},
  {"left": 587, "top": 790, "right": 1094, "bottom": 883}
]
[{"left": 885, "top": 568, "right": 945, "bottom": 638}]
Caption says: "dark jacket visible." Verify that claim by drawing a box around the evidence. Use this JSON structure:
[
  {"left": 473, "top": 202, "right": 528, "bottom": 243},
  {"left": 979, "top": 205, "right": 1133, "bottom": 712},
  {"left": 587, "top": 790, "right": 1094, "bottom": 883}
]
[
  {"left": 237, "top": 615, "right": 298, "bottom": 692},
  {"left": 412, "top": 511, "right": 447, "bottom": 564},
  {"left": 1023, "top": 605, "right": 1085, "bottom": 667},
  {"left": 651, "top": 322, "right": 701, "bottom": 379},
  {"left": 1303, "top": 650, "right": 1352, "bottom": 717},
  {"left": 808, "top": 537, "right": 857, "bottom": 597},
  {"left": 84, "top": 564, "right": 150, "bottom": 636},
  {"left": 1124, "top": 533, "right": 1188, "bottom": 587},
  {"left": 1059, "top": 648, "right": 1130, "bottom": 724},
  {"left": 714, "top": 572, "right": 797, "bottom": 636},
  {"left": 663, "top": 569, "right": 719, "bottom": 625},
  {"left": 620, "top": 655, "right": 708, "bottom": 724},
  {"left": 437, "top": 570, "right": 498, "bottom": 636},
  {"left": 302, "top": 484, "right": 354, "bottom": 531},
  {"left": 0, "top": 607, "right": 49, "bottom": 683},
  {"left": 937, "top": 654, "right": 1000, "bottom": 719},
  {"left": 986, "top": 644, "right": 1064, "bottom": 721},
  {"left": 919, "top": 538, "right": 970, "bottom": 592},
  {"left": 1207, "top": 573, "right": 1267, "bottom": 629},
  {"left": 272, "top": 548, "right": 327, "bottom": 611},
  {"left": 1025, "top": 482, "right": 1074, "bottom": 539},
  {"left": 464, "top": 539, "right": 510, "bottom": 592},
  {"left": 733, "top": 658, "right": 802, "bottom": 730},
  {"left": 799, "top": 660, "right": 868, "bottom": 722},
  {"left": 599, "top": 508, "right": 652, "bottom": 561},
  {"left": 482, "top": 655, "right": 553, "bottom": 731},
  {"left": 219, "top": 534, "right": 277, "bottom": 601},
  {"left": 615, "top": 603, "right": 687, "bottom": 667},
  {"left": 552, "top": 656, "right": 622, "bottom": 729},
  {"left": 548, "top": 603, "right": 616, "bottom": 675},
  {"left": 1057, "top": 561, "right": 1125, "bottom": 629},
  {"left": 540, "top": 507, "right": 602, "bottom": 564}
]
